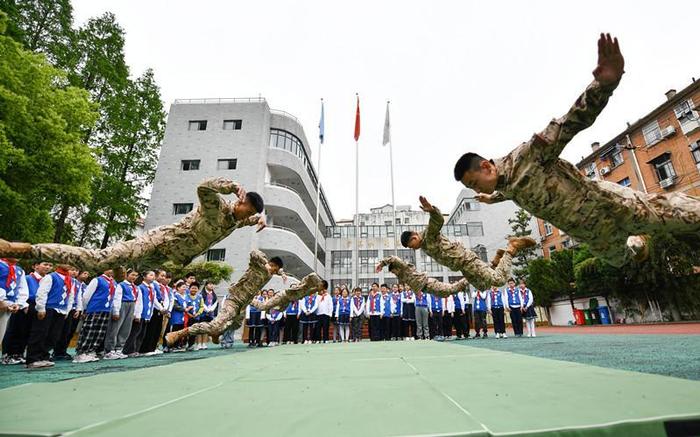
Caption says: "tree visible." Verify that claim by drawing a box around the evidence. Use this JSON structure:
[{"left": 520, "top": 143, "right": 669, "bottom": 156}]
[
  {"left": 0, "top": 11, "right": 99, "bottom": 242},
  {"left": 507, "top": 208, "right": 538, "bottom": 279},
  {"left": 162, "top": 261, "right": 234, "bottom": 286},
  {"left": 528, "top": 249, "right": 577, "bottom": 321}
]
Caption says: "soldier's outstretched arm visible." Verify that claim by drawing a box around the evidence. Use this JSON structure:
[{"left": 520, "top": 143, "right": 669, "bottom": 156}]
[
  {"left": 197, "top": 177, "right": 242, "bottom": 218},
  {"left": 252, "top": 273, "right": 323, "bottom": 311},
  {"left": 424, "top": 278, "right": 470, "bottom": 298},
  {"left": 535, "top": 33, "right": 624, "bottom": 164}
]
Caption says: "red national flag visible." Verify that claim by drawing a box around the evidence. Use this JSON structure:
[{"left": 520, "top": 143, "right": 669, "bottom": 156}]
[{"left": 354, "top": 95, "right": 361, "bottom": 141}]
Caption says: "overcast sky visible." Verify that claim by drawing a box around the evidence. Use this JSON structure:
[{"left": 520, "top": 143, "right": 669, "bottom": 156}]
[{"left": 73, "top": 0, "right": 700, "bottom": 220}]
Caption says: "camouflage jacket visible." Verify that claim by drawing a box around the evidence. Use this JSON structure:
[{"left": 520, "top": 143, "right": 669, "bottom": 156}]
[{"left": 420, "top": 207, "right": 474, "bottom": 272}]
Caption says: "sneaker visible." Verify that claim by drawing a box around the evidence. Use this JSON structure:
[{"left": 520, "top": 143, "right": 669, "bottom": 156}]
[
  {"left": 26, "top": 360, "right": 55, "bottom": 369},
  {"left": 201, "top": 344, "right": 208, "bottom": 350},
  {"left": 2, "top": 355, "right": 23, "bottom": 365},
  {"left": 127, "top": 352, "right": 140, "bottom": 358},
  {"left": 51, "top": 353, "right": 73, "bottom": 361},
  {"left": 73, "top": 353, "right": 99, "bottom": 364},
  {"left": 103, "top": 351, "right": 122, "bottom": 360},
  {"left": 502, "top": 334, "right": 508, "bottom": 339},
  {"left": 142, "top": 351, "right": 157, "bottom": 356},
  {"left": 116, "top": 351, "right": 128, "bottom": 359},
  {"left": 483, "top": 334, "right": 488, "bottom": 339},
  {"left": 154, "top": 349, "right": 164, "bottom": 355}
]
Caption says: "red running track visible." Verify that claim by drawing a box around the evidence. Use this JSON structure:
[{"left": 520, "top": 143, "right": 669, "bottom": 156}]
[{"left": 538, "top": 322, "right": 700, "bottom": 335}]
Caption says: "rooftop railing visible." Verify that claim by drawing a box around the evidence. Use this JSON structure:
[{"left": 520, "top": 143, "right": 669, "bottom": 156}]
[{"left": 173, "top": 97, "right": 266, "bottom": 104}]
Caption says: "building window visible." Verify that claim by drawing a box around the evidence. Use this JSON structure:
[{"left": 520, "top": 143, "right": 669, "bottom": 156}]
[
  {"left": 180, "top": 160, "right": 200, "bottom": 171},
  {"left": 543, "top": 221, "right": 553, "bottom": 236},
  {"left": 358, "top": 250, "right": 379, "bottom": 273},
  {"left": 642, "top": 120, "right": 662, "bottom": 146},
  {"left": 384, "top": 220, "right": 392, "bottom": 226},
  {"left": 585, "top": 162, "right": 597, "bottom": 179},
  {"left": 188, "top": 120, "right": 207, "bottom": 131},
  {"left": 691, "top": 142, "right": 700, "bottom": 164},
  {"left": 331, "top": 279, "right": 352, "bottom": 290},
  {"left": 466, "top": 222, "right": 484, "bottom": 237},
  {"left": 549, "top": 245, "right": 556, "bottom": 254},
  {"left": 618, "top": 177, "right": 631, "bottom": 187},
  {"left": 562, "top": 239, "right": 571, "bottom": 248},
  {"left": 206, "top": 248, "right": 226, "bottom": 262},
  {"left": 419, "top": 251, "right": 442, "bottom": 272},
  {"left": 611, "top": 150, "right": 624, "bottom": 167},
  {"left": 473, "top": 245, "right": 488, "bottom": 263},
  {"left": 396, "top": 249, "right": 416, "bottom": 265},
  {"left": 331, "top": 250, "right": 352, "bottom": 274},
  {"left": 357, "top": 278, "right": 380, "bottom": 293},
  {"left": 395, "top": 218, "right": 401, "bottom": 225},
  {"left": 223, "top": 119, "right": 242, "bottom": 130},
  {"left": 217, "top": 159, "right": 237, "bottom": 170},
  {"left": 651, "top": 155, "right": 676, "bottom": 182},
  {"left": 404, "top": 217, "right": 410, "bottom": 224},
  {"left": 173, "top": 203, "right": 193, "bottom": 215}
]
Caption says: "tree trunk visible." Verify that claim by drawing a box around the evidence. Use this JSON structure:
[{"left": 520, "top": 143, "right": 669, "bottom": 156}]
[
  {"left": 53, "top": 203, "right": 70, "bottom": 243},
  {"left": 100, "top": 207, "right": 116, "bottom": 249}
]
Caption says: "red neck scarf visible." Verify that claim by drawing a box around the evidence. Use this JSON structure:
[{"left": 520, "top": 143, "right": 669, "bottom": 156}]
[
  {"left": 101, "top": 274, "right": 115, "bottom": 299},
  {"left": 146, "top": 282, "right": 154, "bottom": 302},
  {"left": 55, "top": 267, "right": 73, "bottom": 295},
  {"left": 2, "top": 259, "right": 16, "bottom": 288},
  {"left": 370, "top": 294, "right": 376, "bottom": 312},
  {"left": 307, "top": 295, "right": 314, "bottom": 307}
]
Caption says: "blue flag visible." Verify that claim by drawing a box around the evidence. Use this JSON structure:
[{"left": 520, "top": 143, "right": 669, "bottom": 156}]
[{"left": 319, "top": 100, "right": 325, "bottom": 144}]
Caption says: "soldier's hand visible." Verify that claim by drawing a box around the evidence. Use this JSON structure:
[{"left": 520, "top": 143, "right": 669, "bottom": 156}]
[
  {"left": 9, "top": 304, "right": 19, "bottom": 313},
  {"left": 255, "top": 216, "right": 267, "bottom": 233},
  {"left": 593, "top": 33, "right": 624, "bottom": 86},
  {"left": 112, "top": 314, "right": 120, "bottom": 321},
  {"left": 375, "top": 263, "right": 383, "bottom": 273},
  {"left": 418, "top": 196, "right": 435, "bottom": 213},
  {"left": 37, "top": 311, "right": 46, "bottom": 320},
  {"left": 235, "top": 185, "right": 247, "bottom": 200},
  {"left": 73, "top": 311, "right": 80, "bottom": 319},
  {"left": 475, "top": 193, "right": 494, "bottom": 204}
]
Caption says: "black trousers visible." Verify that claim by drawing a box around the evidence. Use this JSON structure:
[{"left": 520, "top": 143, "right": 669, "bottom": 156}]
[
  {"left": 492, "top": 307, "right": 506, "bottom": 334},
  {"left": 443, "top": 312, "right": 453, "bottom": 337},
  {"left": 53, "top": 309, "right": 80, "bottom": 356},
  {"left": 122, "top": 320, "right": 147, "bottom": 354},
  {"left": 316, "top": 315, "right": 330, "bottom": 342},
  {"left": 283, "top": 316, "right": 299, "bottom": 343},
  {"left": 402, "top": 320, "right": 416, "bottom": 338},
  {"left": 474, "top": 311, "right": 488, "bottom": 335},
  {"left": 269, "top": 322, "right": 281, "bottom": 343},
  {"left": 351, "top": 316, "right": 364, "bottom": 341},
  {"left": 509, "top": 308, "right": 524, "bottom": 336},
  {"left": 430, "top": 312, "right": 444, "bottom": 338},
  {"left": 26, "top": 309, "right": 66, "bottom": 364},
  {"left": 140, "top": 311, "right": 163, "bottom": 353},
  {"left": 301, "top": 322, "right": 316, "bottom": 342},
  {"left": 369, "top": 315, "right": 381, "bottom": 341},
  {"left": 381, "top": 316, "right": 392, "bottom": 340},
  {"left": 463, "top": 305, "right": 473, "bottom": 337},
  {"left": 390, "top": 316, "right": 402, "bottom": 339},
  {"left": 2, "top": 300, "right": 36, "bottom": 356},
  {"left": 452, "top": 308, "right": 466, "bottom": 338}
]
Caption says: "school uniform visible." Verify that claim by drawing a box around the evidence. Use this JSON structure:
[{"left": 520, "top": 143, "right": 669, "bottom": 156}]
[
  {"left": 520, "top": 287, "right": 537, "bottom": 337},
  {"left": 266, "top": 308, "right": 283, "bottom": 344},
  {"left": 104, "top": 280, "right": 140, "bottom": 355},
  {"left": 380, "top": 293, "right": 392, "bottom": 341},
  {"left": 335, "top": 296, "right": 352, "bottom": 341},
  {"left": 122, "top": 281, "right": 156, "bottom": 355},
  {"left": 472, "top": 290, "right": 488, "bottom": 338},
  {"left": 505, "top": 286, "right": 524, "bottom": 337},
  {"left": 76, "top": 274, "right": 121, "bottom": 358},
  {"left": 427, "top": 294, "right": 444, "bottom": 339},
  {"left": 442, "top": 295, "right": 455, "bottom": 338},
  {"left": 414, "top": 292, "right": 430, "bottom": 340},
  {"left": 365, "top": 292, "right": 382, "bottom": 341},
  {"left": 52, "top": 279, "right": 85, "bottom": 359},
  {"left": 201, "top": 290, "right": 219, "bottom": 322},
  {"left": 26, "top": 271, "right": 75, "bottom": 365},
  {"left": 299, "top": 295, "right": 318, "bottom": 343},
  {"left": 283, "top": 300, "right": 300, "bottom": 344},
  {"left": 349, "top": 295, "right": 365, "bottom": 341},
  {"left": 487, "top": 288, "right": 507, "bottom": 337},
  {"left": 186, "top": 292, "right": 205, "bottom": 347},
  {"left": 389, "top": 292, "right": 402, "bottom": 340},
  {"left": 315, "top": 293, "right": 333, "bottom": 342},
  {"left": 331, "top": 295, "right": 340, "bottom": 342},
  {"left": 451, "top": 291, "right": 469, "bottom": 339},
  {"left": 140, "top": 282, "right": 166, "bottom": 353},
  {"left": 1, "top": 265, "right": 34, "bottom": 362},
  {"left": 167, "top": 293, "right": 187, "bottom": 348},
  {"left": 0, "top": 260, "right": 29, "bottom": 359},
  {"left": 401, "top": 290, "right": 417, "bottom": 339}
]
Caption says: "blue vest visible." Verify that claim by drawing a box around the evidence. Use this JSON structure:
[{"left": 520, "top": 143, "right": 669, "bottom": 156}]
[
  {"left": 521, "top": 288, "right": 532, "bottom": 306},
  {"left": 269, "top": 308, "right": 282, "bottom": 321},
  {"left": 85, "top": 275, "right": 116, "bottom": 314},
  {"left": 415, "top": 293, "right": 428, "bottom": 307},
  {"left": 187, "top": 294, "right": 203, "bottom": 316},
  {"left": 140, "top": 282, "right": 156, "bottom": 320},
  {"left": 45, "top": 272, "right": 72, "bottom": 312},
  {"left": 171, "top": 293, "right": 186, "bottom": 325},
  {"left": 381, "top": 294, "right": 391, "bottom": 316},
  {"left": 429, "top": 294, "right": 442, "bottom": 311},
  {"left": 286, "top": 300, "right": 299, "bottom": 315},
  {"left": 390, "top": 293, "right": 402, "bottom": 315},
  {"left": 0, "top": 261, "right": 25, "bottom": 302},
  {"left": 27, "top": 273, "right": 41, "bottom": 301},
  {"left": 453, "top": 293, "right": 464, "bottom": 311},
  {"left": 332, "top": 296, "right": 340, "bottom": 313},
  {"left": 367, "top": 294, "right": 381, "bottom": 314},
  {"left": 337, "top": 297, "right": 351, "bottom": 315},
  {"left": 490, "top": 289, "right": 504, "bottom": 308},
  {"left": 506, "top": 288, "right": 521, "bottom": 307},
  {"left": 73, "top": 281, "right": 85, "bottom": 310},
  {"left": 249, "top": 296, "right": 263, "bottom": 314},
  {"left": 120, "top": 281, "right": 138, "bottom": 302},
  {"left": 303, "top": 295, "right": 317, "bottom": 313},
  {"left": 474, "top": 291, "right": 487, "bottom": 312}
]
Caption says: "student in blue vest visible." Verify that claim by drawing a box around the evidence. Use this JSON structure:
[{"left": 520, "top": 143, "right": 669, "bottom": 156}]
[
  {"left": 200, "top": 281, "right": 219, "bottom": 347},
  {"left": 427, "top": 293, "right": 445, "bottom": 341},
  {"left": 246, "top": 291, "right": 265, "bottom": 347},
  {"left": 140, "top": 270, "right": 168, "bottom": 355},
  {"left": 185, "top": 282, "right": 205, "bottom": 350},
  {"left": 73, "top": 269, "right": 121, "bottom": 363},
  {"left": 472, "top": 289, "right": 489, "bottom": 338},
  {"left": 0, "top": 258, "right": 29, "bottom": 361},
  {"left": 165, "top": 280, "right": 188, "bottom": 351},
  {"left": 52, "top": 270, "right": 87, "bottom": 360},
  {"left": 380, "top": 284, "right": 392, "bottom": 341},
  {"left": 452, "top": 290, "right": 469, "bottom": 340},
  {"left": 401, "top": 285, "right": 416, "bottom": 340},
  {"left": 335, "top": 287, "right": 352, "bottom": 342},
  {"left": 260, "top": 289, "right": 271, "bottom": 345},
  {"left": 299, "top": 292, "right": 319, "bottom": 344},
  {"left": 487, "top": 285, "right": 507, "bottom": 339},
  {"left": 25, "top": 264, "right": 77, "bottom": 369},
  {"left": 349, "top": 288, "right": 365, "bottom": 342},
  {"left": 2, "top": 260, "right": 51, "bottom": 365},
  {"left": 519, "top": 279, "right": 537, "bottom": 337},
  {"left": 505, "top": 278, "right": 524, "bottom": 337},
  {"left": 157, "top": 272, "right": 174, "bottom": 352},
  {"left": 104, "top": 269, "right": 141, "bottom": 360},
  {"left": 316, "top": 282, "right": 333, "bottom": 343},
  {"left": 122, "top": 270, "right": 157, "bottom": 357},
  {"left": 414, "top": 289, "right": 429, "bottom": 340},
  {"left": 389, "top": 284, "right": 402, "bottom": 340},
  {"left": 365, "top": 283, "right": 382, "bottom": 341},
  {"left": 331, "top": 286, "right": 341, "bottom": 342},
  {"left": 283, "top": 298, "right": 300, "bottom": 344},
  {"left": 443, "top": 295, "right": 455, "bottom": 339},
  {"left": 266, "top": 303, "right": 283, "bottom": 347}
]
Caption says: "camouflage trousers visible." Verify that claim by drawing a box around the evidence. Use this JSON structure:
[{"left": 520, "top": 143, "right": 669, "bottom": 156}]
[
  {"left": 252, "top": 273, "right": 323, "bottom": 311},
  {"left": 378, "top": 256, "right": 470, "bottom": 297}
]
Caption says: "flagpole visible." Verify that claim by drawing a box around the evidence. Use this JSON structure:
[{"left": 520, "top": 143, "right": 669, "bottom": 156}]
[
  {"left": 313, "top": 99, "right": 323, "bottom": 272},
  {"left": 386, "top": 101, "right": 398, "bottom": 256},
  {"left": 354, "top": 94, "right": 360, "bottom": 291}
]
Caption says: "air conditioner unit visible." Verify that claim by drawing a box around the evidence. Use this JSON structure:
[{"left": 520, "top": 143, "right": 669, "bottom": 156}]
[
  {"left": 659, "top": 178, "right": 675, "bottom": 189},
  {"left": 600, "top": 166, "right": 611, "bottom": 175},
  {"left": 661, "top": 126, "right": 676, "bottom": 138}
]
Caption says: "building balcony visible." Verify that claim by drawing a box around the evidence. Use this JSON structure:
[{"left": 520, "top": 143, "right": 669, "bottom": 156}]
[{"left": 258, "top": 226, "right": 325, "bottom": 279}]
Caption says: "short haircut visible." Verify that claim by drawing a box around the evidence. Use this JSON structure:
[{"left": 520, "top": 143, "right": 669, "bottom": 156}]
[
  {"left": 269, "top": 256, "right": 284, "bottom": 269},
  {"left": 165, "top": 272, "right": 173, "bottom": 278},
  {"left": 381, "top": 283, "right": 388, "bottom": 288},
  {"left": 190, "top": 281, "right": 200, "bottom": 288},
  {"left": 155, "top": 269, "right": 165, "bottom": 276},
  {"left": 246, "top": 192, "right": 264, "bottom": 213},
  {"left": 353, "top": 287, "right": 362, "bottom": 293},
  {"left": 321, "top": 280, "right": 329, "bottom": 290},
  {"left": 453, "top": 152, "right": 487, "bottom": 181},
  {"left": 400, "top": 231, "right": 415, "bottom": 247},
  {"left": 175, "top": 280, "right": 186, "bottom": 288},
  {"left": 126, "top": 268, "right": 138, "bottom": 275},
  {"left": 508, "top": 278, "right": 516, "bottom": 283},
  {"left": 205, "top": 280, "right": 214, "bottom": 286},
  {"left": 185, "top": 272, "right": 196, "bottom": 278},
  {"left": 371, "top": 282, "right": 379, "bottom": 287}
]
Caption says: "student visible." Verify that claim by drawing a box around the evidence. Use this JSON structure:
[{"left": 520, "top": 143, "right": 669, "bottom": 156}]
[
  {"left": 283, "top": 298, "right": 300, "bottom": 344},
  {"left": 220, "top": 324, "right": 236, "bottom": 349},
  {"left": 52, "top": 270, "right": 88, "bottom": 360},
  {"left": 315, "top": 282, "right": 332, "bottom": 343},
  {"left": 366, "top": 283, "right": 382, "bottom": 341},
  {"left": 335, "top": 288, "right": 351, "bottom": 342},
  {"left": 349, "top": 288, "right": 365, "bottom": 342},
  {"left": 299, "top": 292, "right": 318, "bottom": 344},
  {"left": 157, "top": 272, "right": 173, "bottom": 352},
  {"left": 201, "top": 281, "right": 219, "bottom": 347},
  {"left": 389, "top": 284, "right": 402, "bottom": 341},
  {"left": 331, "top": 286, "right": 341, "bottom": 342},
  {"left": 443, "top": 295, "right": 454, "bottom": 340},
  {"left": 487, "top": 285, "right": 507, "bottom": 339},
  {"left": 166, "top": 281, "right": 188, "bottom": 351},
  {"left": 25, "top": 265, "right": 76, "bottom": 369},
  {"left": 428, "top": 293, "right": 445, "bottom": 341},
  {"left": 505, "top": 278, "right": 524, "bottom": 338},
  {"left": 401, "top": 285, "right": 416, "bottom": 340},
  {"left": 260, "top": 289, "right": 270, "bottom": 345},
  {"left": 184, "top": 282, "right": 205, "bottom": 350},
  {"left": 0, "top": 258, "right": 29, "bottom": 361},
  {"left": 266, "top": 304, "right": 283, "bottom": 346},
  {"left": 520, "top": 279, "right": 537, "bottom": 337},
  {"left": 452, "top": 289, "right": 469, "bottom": 340},
  {"left": 73, "top": 269, "right": 121, "bottom": 363},
  {"left": 414, "top": 289, "right": 429, "bottom": 340},
  {"left": 139, "top": 270, "right": 167, "bottom": 355},
  {"left": 104, "top": 269, "right": 141, "bottom": 360},
  {"left": 380, "top": 284, "right": 392, "bottom": 341},
  {"left": 122, "top": 271, "right": 157, "bottom": 357},
  {"left": 473, "top": 289, "right": 488, "bottom": 338}
]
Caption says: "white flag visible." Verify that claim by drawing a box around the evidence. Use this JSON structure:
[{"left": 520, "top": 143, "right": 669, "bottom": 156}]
[{"left": 382, "top": 101, "right": 391, "bottom": 146}]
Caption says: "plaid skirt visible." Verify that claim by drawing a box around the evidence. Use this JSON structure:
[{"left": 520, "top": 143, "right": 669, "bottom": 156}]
[{"left": 76, "top": 312, "right": 111, "bottom": 354}]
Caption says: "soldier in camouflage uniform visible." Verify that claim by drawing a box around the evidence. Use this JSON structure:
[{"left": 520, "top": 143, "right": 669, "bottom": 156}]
[
  {"left": 0, "top": 178, "right": 266, "bottom": 275},
  {"left": 251, "top": 277, "right": 327, "bottom": 312},
  {"left": 165, "top": 250, "right": 323, "bottom": 345},
  {"left": 400, "top": 196, "right": 536, "bottom": 289},
  {"left": 375, "top": 256, "right": 470, "bottom": 298},
  {"left": 453, "top": 34, "right": 700, "bottom": 267}
]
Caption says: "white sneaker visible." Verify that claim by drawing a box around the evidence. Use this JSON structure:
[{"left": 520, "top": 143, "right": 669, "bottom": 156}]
[
  {"left": 502, "top": 334, "right": 508, "bottom": 339},
  {"left": 201, "top": 344, "right": 208, "bottom": 350},
  {"left": 532, "top": 333, "right": 537, "bottom": 337},
  {"left": 142, "top": 351, "right": 157, "bottom": 357},
  {"left": 154, "top": 349, "right": 164, "bottom": 355},
  {"left": 103, "top": 351, "right": 122, "bottom": 360},
  {"left": 27, "top": 360, "right": 55, "bottom": 369},
  {"left": 116, "top": 351, "right": 128, "bottom": 359},
  {"left": 73, "top": 353, "right": 99, "bottom": 364}
]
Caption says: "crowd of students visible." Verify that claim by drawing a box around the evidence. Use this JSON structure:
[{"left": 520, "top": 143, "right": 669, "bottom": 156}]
[
  {"left": 0, "top": 258, "right": 224, "bottom": 369},
  {"left": 244, "top": 279, "right": 537, "bottom": 346}
]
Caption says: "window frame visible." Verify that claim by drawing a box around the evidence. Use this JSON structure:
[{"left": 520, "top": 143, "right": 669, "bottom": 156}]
[{"left": 217, "top": 158, "right": 238, "bottom": 170}]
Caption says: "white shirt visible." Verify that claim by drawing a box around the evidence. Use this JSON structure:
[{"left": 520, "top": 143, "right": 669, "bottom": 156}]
[
  {"left": 35, "top": 272, "right": 74, "bottom": 315},
  {"left": 316, "top": 293, "right": 334, "bottom": 316},
  {"left": 350, "top": 296, "right": 365, "bottom": 317}
]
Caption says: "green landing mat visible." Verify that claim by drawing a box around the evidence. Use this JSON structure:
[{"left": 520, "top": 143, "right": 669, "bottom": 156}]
[{"left": 1, "top": 341, "right": 699, "bottom": 437}]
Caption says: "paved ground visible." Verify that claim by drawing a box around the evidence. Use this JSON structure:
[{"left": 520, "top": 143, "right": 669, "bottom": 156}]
[{"left": 535, "top": 322, "right": 700, "bottom": 335}]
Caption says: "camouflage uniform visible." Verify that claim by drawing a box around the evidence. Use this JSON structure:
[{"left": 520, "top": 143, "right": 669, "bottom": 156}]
[
  {"left": 420, "top": 208, "right": 513, "bottom": 289},
  {"left": 377, "top": 256, "right": 469, "bottom": 298},
  {"left": 486, "top": 79, "right": 700, "bottom": 267},
  {"left": 10, "top": 178, "right": 260, "bottom": 271},
  {"left": 251, "top": 273, "right": 323, "bottom": 311}
]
